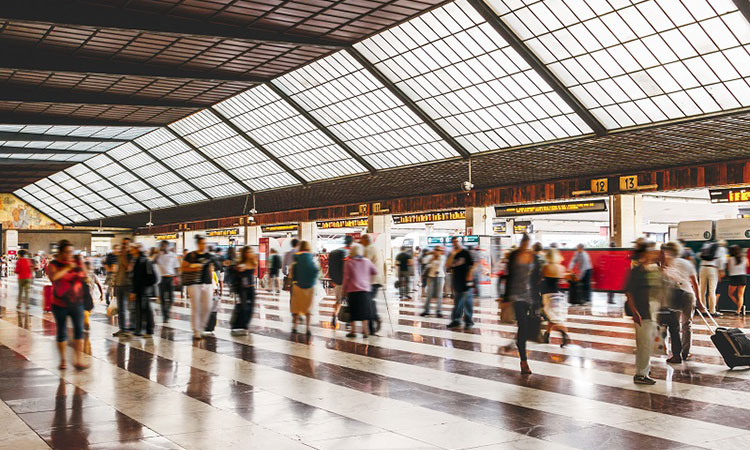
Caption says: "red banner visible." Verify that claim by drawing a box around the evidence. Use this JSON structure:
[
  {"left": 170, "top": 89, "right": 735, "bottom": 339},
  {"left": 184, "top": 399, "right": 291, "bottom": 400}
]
[{"left": 559, "top": 249, "right": 633, "bottom": 292}]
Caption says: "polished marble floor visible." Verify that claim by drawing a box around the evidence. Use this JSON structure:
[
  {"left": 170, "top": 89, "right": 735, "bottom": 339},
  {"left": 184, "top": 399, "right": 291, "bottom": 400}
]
[{"left": 1, "top": 278, "right": 749, "bottom": 450}]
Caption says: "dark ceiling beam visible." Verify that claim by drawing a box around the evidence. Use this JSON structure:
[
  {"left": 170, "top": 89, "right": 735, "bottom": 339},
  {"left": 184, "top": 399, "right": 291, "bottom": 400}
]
[
  {"left": 733, "top": 0, "right": 750, "bottom": 24},
  {"left": 347, "top": 48, "right": 471, "bottom": 159},
  {"left": 0, "top": 113, "right": 160, "bottom": 128},
  {"left": 1, "top": 1, "right": 349, "bottom": 49},
  {"left": 266, "top": 82, "right": 378, "bottom": 175},
  {"left": 0, "top": 158, "right": 71, "bottom": 166},
  {"left": 0, "top": 131, "right": 129, "bottom": 142},
  {"left": 163, "top": 126, "right": 257, "bottom": 194},
  {"left": 465, "top": 0, "right": 607, "bottom": 137},
  {"left": 0, "top": 87, "right": 209, "bottom": 108},
  {"left": 81, "top": 160, "right": 150, "bottom": 213},
  {"left": 209, "top": 107, "right": 307, "bottom": 186},
  {"left": 0, "top": 146, "right": 105, "bottom": 155},
  {"left": 2, "top": 46, "right": 268, "bottom": 83}
]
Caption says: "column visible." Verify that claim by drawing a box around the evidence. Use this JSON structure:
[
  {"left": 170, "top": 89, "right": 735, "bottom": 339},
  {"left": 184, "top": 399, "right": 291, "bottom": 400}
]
[
  {"left": 610, "top": 194, "right": 643, "bottom": 247},
  {"left": 465, "top": 206, "right": 494, "bottom": 235},
  {"left": 367, "top": 214, "right": 393, "bottom": 264},
  {"left": 299, "top": 222, "right": 318, "bottom": 252},
  {"left": 246, "top": 225, "right": 261, "bottom": 246}
]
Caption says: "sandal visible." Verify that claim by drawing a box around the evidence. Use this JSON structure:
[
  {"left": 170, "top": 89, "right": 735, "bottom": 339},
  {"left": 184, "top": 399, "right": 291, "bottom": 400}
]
[{"left": 58, "top": 362, "right": 67, "bottom": 370}]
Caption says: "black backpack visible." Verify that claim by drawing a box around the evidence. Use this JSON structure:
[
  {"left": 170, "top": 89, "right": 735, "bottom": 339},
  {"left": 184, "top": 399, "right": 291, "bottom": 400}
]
[{"left": 700, "top": 243, "right": 718, "bottom": 262}]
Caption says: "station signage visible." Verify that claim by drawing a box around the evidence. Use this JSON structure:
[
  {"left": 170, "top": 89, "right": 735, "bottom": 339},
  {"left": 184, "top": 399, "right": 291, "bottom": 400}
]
[
  {"left": 716, "top": 219, "right": 750, "bottom": 240},
  {"left": 261, "top": 224, "right": 298, "bottom": 233},
  {"left": 392, "top": 209, "right": 465, "bottom": 224},
  {"left": 495, "top": 200, "right": 607, "bottom": 217},
  {"left": 710, "top": 187, "right": 750, "bottom": 203},
  {"left": 316, "top": 218, "right": 368, "bottom": 230},
  {"left": 155, "top": 233, "right": 178, "bottom": 240},
  {"left": 513, "top": 221, "right": 533, "bottom": 234},
  {"left": 492, "top": 222, "right": 507, "bottom": 234},
  {"left": 676, "top": 220, "right": 713, "bottom": 241},
  {"left": 206, "top": 228, "right": 239, "bottom": 237},
  {"left": 427, "top": 236, "right": 445, "bottom": 245}
]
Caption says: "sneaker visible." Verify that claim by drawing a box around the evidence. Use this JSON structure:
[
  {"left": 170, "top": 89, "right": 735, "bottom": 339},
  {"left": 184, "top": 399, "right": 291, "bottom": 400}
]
[
  {"left": 464, "top": 324, "right": 473, "bottom": 331},
  {"left": 633, "top": 375, "right": 657, "bottom": 385},
  {"left": 420, "top": 312, "right": 429, "bottom": 317},
  {"left": 112, "top": 330, "right": 129, "bottom": 337},
  {"left": 231, "top": 329, "right": 246, "bottom": 336},
  {"left": 446, "top": 321, "right": 461, "bottom": 329},
  {"left": 666, "top": 356, "right": 682, "bottom": 364}
]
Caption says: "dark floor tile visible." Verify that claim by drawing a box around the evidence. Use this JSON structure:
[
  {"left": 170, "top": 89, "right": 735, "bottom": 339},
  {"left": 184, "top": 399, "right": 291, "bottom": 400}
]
[
  {"left": 88, "top": 436, "right": 184, "bottom": 450},
  {"left": 546, "top": 424, "right": 685, "bottom": 450},
  {"left": 5, "top": 393, "right": 105, "bottom": 414}
]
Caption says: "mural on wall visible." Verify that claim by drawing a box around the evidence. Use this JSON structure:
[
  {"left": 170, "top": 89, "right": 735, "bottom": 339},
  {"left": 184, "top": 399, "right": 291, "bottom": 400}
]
[{"left": 1, "top": 195, "right": 62, "bottom": 230}]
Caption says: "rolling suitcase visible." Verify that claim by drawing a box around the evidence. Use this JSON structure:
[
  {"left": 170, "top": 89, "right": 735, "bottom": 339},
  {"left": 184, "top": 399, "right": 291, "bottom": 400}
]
[
  {"left": 204, "top": 292, "right": 221, "bottom": 332},
  {"left": 43, "top": 285, "right": 53, "bottom": 312},
  {"left": 696, "top": 309, "right": 750, "bottom": 369}
]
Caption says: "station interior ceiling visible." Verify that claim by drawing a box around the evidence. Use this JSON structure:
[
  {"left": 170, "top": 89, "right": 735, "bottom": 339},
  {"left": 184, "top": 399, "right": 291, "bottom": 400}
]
[{"left": 1, "top": 0, "right": 749, "bottom": 229}]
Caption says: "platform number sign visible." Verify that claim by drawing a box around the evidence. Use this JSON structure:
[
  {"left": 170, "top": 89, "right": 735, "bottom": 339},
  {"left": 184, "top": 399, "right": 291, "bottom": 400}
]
[
  {"left": 619, "top": 175, "right": 638, "bottom": 191},
  {"left": 591, "top": 178, "right": 608, "bottom": 194}
]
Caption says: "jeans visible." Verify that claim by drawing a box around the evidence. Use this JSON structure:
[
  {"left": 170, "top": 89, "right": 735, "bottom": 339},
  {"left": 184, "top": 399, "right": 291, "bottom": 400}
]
[
  {"left": 423, "top": 277, "right": 444, "bottom": 314},
  {"left": 699, "top": 266, "right": 719, "bottom": 313},
  {"left": 513, "top": 301, "right": 532, "bottom": 361},
  {"left": 658, "top": 309, "right": 682, "bottom": 359},
  {"left": 159, "top": 276, "right": 174, "bottom": 322},
  {"left": 115, "top": 285, "right": 130, "bottom": 331},
  {"left": 450, "top": 289, "right": 474, "bottom": 326},
  {"left": 17, "top": 278, "right": 32, "bottom": 308},
  {"left": 51, "top": 303, "right": 84, "bottom": 342},
  {"left": 679, "top": 293, "right": 695, "bottom": 358},
  {"left": 634, "top": 319, "right": 657, "bottom": 377},
  {"left": 134, "top": 292, "right": 154, "bottom": 335},
  {"left": 398, "top": 271, "right": 410, "bottom": 299},
  {"left": 187, "top": 284, "right": 212, "bottom": 334}
]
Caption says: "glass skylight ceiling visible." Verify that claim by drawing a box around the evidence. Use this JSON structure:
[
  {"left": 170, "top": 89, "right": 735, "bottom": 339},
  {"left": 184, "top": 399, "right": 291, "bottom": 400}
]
[
  {"left": 214, "top": 85, "right": 368, "bottom": 180},
  {"left": 0, "top": 153, "right": 92, "bottom": 162},
  {"left": 169, "top": 109, "right": 300, "bottom": 190},
  {"left": 488, "top": 0, "right": 750, "bottom": 129},
  {"left": 33, "top": 178, "right": 89, "bottom": 223},
  {"left": 14, "top": 186, "right": 71, "bottom": 225},
  {"left": 0, "top": 125, "right": 156, "bottom": 140},
  {"left": 84, "top": 153, "right": 157, "bottom": 214},
  {"left": 135, "top": 129, "right": 247, "bottom": 199},
  {"left": 77, "top": 159, "right": 148, "bottom": 215},
  {"left": 274, "top": 51, "right": 460, "bottom": 169},
  {"left": 47, "top": 172, "right": 106, "bottom": 221},
  {"left": 356, "top": 0, "right": 592, "bottom": 153},
  {"left": 0, "top": 141, "right": 120, "bottom": 151}
]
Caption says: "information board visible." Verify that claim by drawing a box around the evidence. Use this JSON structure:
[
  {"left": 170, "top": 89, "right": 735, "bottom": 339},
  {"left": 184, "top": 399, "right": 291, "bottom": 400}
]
[
  {"left": 392, "top": 209, "right": 465, "bottom": 224},
  {"left": 495, "top": 200, "right": 606, "bottom": 217},
  {"left": 261, "top": 224, "right": 298, "bottom": 233},
  {"left": 716, "top": 219, "right": 750, "bottom": 240},
  {"left": 206, "top": 228, "right": 239, "bottom": 237},
  {"left": 710, "top": 187, "right": 750, "bottom": 203},
  {"left": 676, "top": 220, "right": 713, "bottom": 241},
  {"left": 316, "top": 218, "right": 368, "bottom": 229}
]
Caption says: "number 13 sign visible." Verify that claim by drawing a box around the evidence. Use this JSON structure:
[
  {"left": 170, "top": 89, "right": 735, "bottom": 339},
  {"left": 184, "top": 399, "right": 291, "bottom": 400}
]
[{"left": 619, "top": 175, "right": 638, "bottom": 191}]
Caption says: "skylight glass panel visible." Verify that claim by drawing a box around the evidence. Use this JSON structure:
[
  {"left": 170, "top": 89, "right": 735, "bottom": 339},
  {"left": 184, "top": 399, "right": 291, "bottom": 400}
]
[
  {"left": 135, "top": 129, "right": 246, "bottom": 199},
  {"left": 80, "top": 154, "right": 150, "bottom": 214},
  {"left": 14, "top": 188, "right": 70, "bottom": 224},
  {"left": 214, "top": 85, "right": 367, "bottom": 180},
  {"left": 60, "top": 166, "right": 127, "bottom": 218},
  {"left": 107, "top": 142, "right": 206, "bottom": 206},
  {"left": 32, "top": 181, "right": 88, "bottom": 223},
  {"left": 170, "top": 109, "right": 300, "bottom": 189},
  {"left": 488, "top": 0, "right": 750, "bottom": 128},
  {"left": 356, "top": 0, "right": 592, "bottom": 153},
  {"left": 45, "top": 173, "right": 102, "bottom": 221},
  {"left": 274, "top": 51, "right": 460, "bottom": 169}
]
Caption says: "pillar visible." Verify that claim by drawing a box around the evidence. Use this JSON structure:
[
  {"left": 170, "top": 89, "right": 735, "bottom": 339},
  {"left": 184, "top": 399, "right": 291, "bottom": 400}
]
[
  {"left": 367, "top": 214, "right": 392, "bottom": 265},
  {"left": 610, "top": 194, "right": 643, "bottom": 247},
  {"left": 465, "top": 206, "right": 494, "bottom": 235},
  {"left": 246, "top": 225, "right": 261, "bottom": 246},
  {"left": 299, "top": 222, "right": 318, "bottom": 252}
]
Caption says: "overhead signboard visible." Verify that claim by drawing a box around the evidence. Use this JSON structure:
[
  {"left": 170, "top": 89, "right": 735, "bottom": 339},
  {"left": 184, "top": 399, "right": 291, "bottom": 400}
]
[
  {"left": 591, "top": 178, "right": 608, "bottom": 194},
  {"left": 392, "top": 209, "right": 465, "bottom": 224},
  {"left": 316, "top": 218, "right": 368, "bottom": 230},
  {"left": 495, "top": 200, "right": 607, "bottom": 217},
  {"left": 206, "top": 228, "right": 239, "bottom": 237},
  {"left": 716, "top": 219, "right": 750, "bottom": 240},
  {"left": 492, "top": 222, "right": 507, "bottom": 234},
  {"left": 619, "top": 175, "right": 638, "bottom": 191},
  {"left": 261, "top": 224, "right": 298, "bottom": 233},
  {"left": 155, "top": 233, "right": 178, "bottom": 240},
  {"left": 427, "top": 236, "right": 445, "bottom": 245},
  {"left": 710, "top": 187, "right": 750, "bottom": 203},
  {"left": 676, "top": 220, "right": 713, "bottom": 241},
  {"left": 513, "top": 221, "right": 533, "bottom": 234}
]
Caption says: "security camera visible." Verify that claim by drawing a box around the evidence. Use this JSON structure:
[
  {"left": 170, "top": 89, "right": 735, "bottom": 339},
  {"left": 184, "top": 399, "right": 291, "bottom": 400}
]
[
  {"left": 146, "top": 221, "right": 154, "bottom": 227},
  {"left": 249, "top": 208, "right": 258, "bottom": 215},
  {"left": 461, "top": 181, "right": 474, "bottom": 192}
]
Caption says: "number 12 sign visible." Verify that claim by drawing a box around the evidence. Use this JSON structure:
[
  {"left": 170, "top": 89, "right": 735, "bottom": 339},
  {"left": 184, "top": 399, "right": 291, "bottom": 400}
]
[{"left": 591, "top": 178, "right": 608, "bottom": 194}]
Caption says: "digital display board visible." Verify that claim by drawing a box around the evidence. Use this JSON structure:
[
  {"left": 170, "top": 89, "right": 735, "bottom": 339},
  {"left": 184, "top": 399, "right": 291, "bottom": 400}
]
[
  {"left": 392, "top": 209, "right": 465, "bottom": 224},
  {"left": 316, "top": 218, "right": 368, "bottom": 229},
  {"left": 206, "top": 228, "right": 239, "bottom": 237},
  {"left": 710, "top": 188, "right": 750, "bottom": 203},
  {"left": 513, "top": 221, "right": 533, "bottom": 234},
  {"left": 155, "top": 233, "right": 178, "bottom": 240},
  {"left": 261, "top": 224, "right": 298, "bottom": 233},
  {"left": 495, "top": 200, "right": 607, "bottom": 217},
  {"left": 492, "top": 222, "right": 507, "bottom": 234}
]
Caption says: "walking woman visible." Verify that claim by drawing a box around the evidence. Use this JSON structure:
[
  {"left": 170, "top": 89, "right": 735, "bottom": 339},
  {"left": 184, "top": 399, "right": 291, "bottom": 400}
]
[
  {"left": 420, "top": 246, "right": 446, "bottom": 318},
  {"left": 290, "top": 241, "right": 319, "bottom": 336},
  {"left": 46, "top": 240, "right": 89, "bottom": 370},
  {"left": 727, "top": 245, "right": 747, "bottom": 315},
  {"left": 231, "top": 246, "right": 258, "bottom": 335},
  {"left": 504, "top": 234, "right": 534, "bottom": 374},
  {"left": 342, "top": 244, "right": 378, "bottom": 338},
  {"left": 541, "top": 248, "right": 570, "bottom": 347},
  {"left": 182, "top": 236, "right": 215, "bottom": 340}
]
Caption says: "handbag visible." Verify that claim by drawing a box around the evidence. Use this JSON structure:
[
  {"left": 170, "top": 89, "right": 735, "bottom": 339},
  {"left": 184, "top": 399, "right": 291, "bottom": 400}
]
[
  {"left": 106, "top": 301, "right": 118, "bottom": 318},
  {"left": 337, "top": 298, "right": 351, "bottom": 323},
  {"left": 499, "top": 300, "right": 515, "bottom": 323},
  {"left": 83, "top": 282, "right": 94, "bottom": 311}
]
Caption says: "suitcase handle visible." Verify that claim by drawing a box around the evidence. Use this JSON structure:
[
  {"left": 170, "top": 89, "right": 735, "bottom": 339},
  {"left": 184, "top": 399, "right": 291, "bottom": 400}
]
[{"left": 695, "top": 308, "right": 720, "bottom": 334}]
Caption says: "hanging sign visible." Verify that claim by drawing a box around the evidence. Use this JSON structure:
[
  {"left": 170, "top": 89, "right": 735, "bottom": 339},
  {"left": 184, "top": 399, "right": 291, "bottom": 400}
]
[
  {"left": 206, "top": 228, "right": 239, "bottom": 237},
  {"left": 676, "top": 220, "right": 713, "bottom": 241},
  {"left": 716, "top": 219, "right": 750, "bottom": 240},
  {"left": 392, "top": 210, "right": 465, "bottom": 224},
  {"left": 591, "top": 178, "right": 608, "bottom": 194},
  {"left": 619, "top": 175, "right": 638, "bottom": 191},
  {"left": 155, "top": 233, "right": 178, "bottom": 240},
  {"left": 316, "top": 218, "right": 368, "bottom": 229},
  {"left": 261, "top": 224, "right": 298, "bottom": 233},
  {"left": 513, "top": 221, "right": 533, "bottom": 234},
  {"left": 492, "top": 222, "right": 507, "bottom": 234},
  {"left": 710, "top": 187, "right": 750, "bottom": 203},
  {"left": 495, "top": 200, "right": 607, "bottom": 217}
]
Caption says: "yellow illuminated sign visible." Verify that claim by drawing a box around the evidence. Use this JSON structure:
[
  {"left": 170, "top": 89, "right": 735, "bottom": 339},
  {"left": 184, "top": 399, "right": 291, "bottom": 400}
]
[
  {"left": 261, "top": 224, "right": 298, "bottom": 232},
  {"left": 316, "top": 218, "right": 369, "bottom": 229},
  {"left": 710, "top": 188, "right": 750, "bottom": 204},
  {"left": 495, "top": 200, "right": 607, "bottom": 217},
  {"left": 619, "top": 175, "right": 638, "bottom": 191},
  {"left": 206, "top": 228, "right": 239, "bottom": 237},
  {"left": 155, "top": 233, "right": 178, "bottom": 240},
  {"left": 591, "top": 178, "right": 608, "bottom": 194},
  {"left": 392, "top": 210, "right": 466, "bottom": 224}
]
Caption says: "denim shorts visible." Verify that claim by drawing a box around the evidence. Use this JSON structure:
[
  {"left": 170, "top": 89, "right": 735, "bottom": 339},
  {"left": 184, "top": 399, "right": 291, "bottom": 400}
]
[{"left": 51, "top": 303, "right": 84, "bottom": 342}]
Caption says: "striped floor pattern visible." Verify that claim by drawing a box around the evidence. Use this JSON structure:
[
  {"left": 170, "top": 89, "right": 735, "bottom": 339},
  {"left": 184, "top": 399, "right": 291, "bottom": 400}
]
[{"left": 1, "top": 277, "right": 749, "bottom": 450}]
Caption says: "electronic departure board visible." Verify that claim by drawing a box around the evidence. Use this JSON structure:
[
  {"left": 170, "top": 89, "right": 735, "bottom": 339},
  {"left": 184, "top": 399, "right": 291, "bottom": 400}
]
[
  {"left": 316, "top": 218, "right": 368, "bottom": 229},
  {"left": 392, "top": 209, "right": 465, "bottom": 224},
  {"left": 710, "top": 188, "right": 750, "bottom": 204},
  {"left": 495, "top": 200, "right": 607, "bottom": 217}
]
